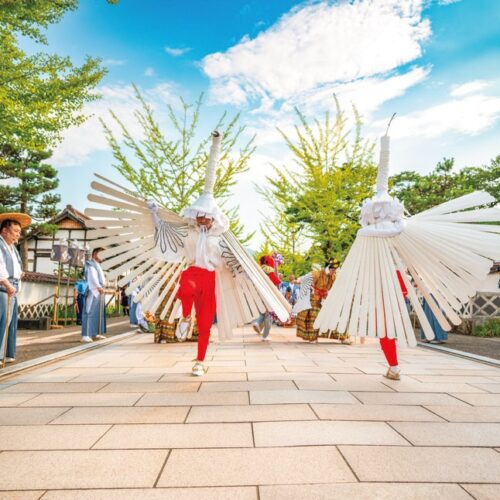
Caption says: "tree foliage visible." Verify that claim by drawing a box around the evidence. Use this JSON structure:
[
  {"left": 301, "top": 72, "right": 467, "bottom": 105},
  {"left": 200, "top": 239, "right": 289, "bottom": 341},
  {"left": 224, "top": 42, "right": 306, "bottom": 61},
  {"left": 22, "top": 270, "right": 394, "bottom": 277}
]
[
  {"left": 390, "top": 156, "right": 500, "bottom": 214},
  {"left": 0, "top": 1, "right": 106, "bottom": 156},
  {"left": 101, "top": 87, "right": 256, "bottom": 242},
  {"left": 0, "top": 0, "right": 113, "bottom": 267},
  {"left": 259, "top": 99, "right": 376, "bottom": 275},
  {"left": 0, "top": 146, "right": 60, "bottom": 267}
]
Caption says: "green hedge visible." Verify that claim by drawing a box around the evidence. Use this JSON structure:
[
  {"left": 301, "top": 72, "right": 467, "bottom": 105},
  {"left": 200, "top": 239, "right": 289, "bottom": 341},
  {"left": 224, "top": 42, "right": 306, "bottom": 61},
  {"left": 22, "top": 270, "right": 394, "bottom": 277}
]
[{"left": 473, "top": 319, "right": 500, "bottom": 337}]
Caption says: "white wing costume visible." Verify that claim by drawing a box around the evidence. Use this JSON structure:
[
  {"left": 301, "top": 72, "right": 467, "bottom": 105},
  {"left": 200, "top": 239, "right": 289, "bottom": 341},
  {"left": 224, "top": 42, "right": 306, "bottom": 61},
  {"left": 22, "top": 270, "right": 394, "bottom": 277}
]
[
  {"left": 314, "top": 133, "right": 500, "bottom": 347},
  {"left": 85, "top": 132, "right": 291, "bottom": 340}
]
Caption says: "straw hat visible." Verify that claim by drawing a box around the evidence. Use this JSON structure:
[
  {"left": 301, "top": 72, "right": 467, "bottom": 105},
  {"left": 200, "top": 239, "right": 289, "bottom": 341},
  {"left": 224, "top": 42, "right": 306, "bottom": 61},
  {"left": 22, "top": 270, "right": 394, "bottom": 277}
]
[{"left": 0, "top": 212, "right": 32, "bottom": 229}]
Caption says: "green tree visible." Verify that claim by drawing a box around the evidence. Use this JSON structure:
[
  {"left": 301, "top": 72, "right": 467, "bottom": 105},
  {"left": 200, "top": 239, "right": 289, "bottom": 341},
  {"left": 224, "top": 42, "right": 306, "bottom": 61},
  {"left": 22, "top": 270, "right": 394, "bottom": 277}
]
[
  {"left": 0, "top": 1, "right": 107, "bottom": 156},
  {"left": 0, "top": 0, "right": 114, "bottom": 267},
  {"left": 390, "top": 156, "right": 500, "bottom": 214},
  {"left": 259, "top": 100, "right": 376, "bottom": 272},
  {"left": 0, "top": 146, "right": 60, "bottom": 267},
  {"left": 101, "top": 87, "right": 256, "bottom": 242}
]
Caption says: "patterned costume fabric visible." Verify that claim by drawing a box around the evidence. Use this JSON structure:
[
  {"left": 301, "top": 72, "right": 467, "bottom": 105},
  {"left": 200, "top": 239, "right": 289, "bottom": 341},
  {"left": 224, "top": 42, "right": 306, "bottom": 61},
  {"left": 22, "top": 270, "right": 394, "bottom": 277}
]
[{"left": 296, "top": 268, "right": 348, "bottom": 342}]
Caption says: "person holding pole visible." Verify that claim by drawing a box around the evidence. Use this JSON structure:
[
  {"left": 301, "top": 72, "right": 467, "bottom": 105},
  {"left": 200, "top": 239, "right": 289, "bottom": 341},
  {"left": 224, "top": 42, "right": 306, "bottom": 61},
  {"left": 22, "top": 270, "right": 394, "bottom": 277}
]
[
  {"left": 81, "top": 247, "right": 107, "bottom": 343},
  {"left": 0, "top": 213, "right": 32, "bottom": 366}
]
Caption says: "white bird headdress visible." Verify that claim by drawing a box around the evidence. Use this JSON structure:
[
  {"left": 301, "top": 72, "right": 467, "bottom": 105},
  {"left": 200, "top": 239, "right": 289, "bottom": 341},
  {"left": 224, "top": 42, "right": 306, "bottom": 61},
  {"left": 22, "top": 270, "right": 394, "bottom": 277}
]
[
  {"left": 314, "top": 120, "right": 500, "bottom": 346},
  {"left": 84, "top": 131, "right": 291, "bottom": 340},
  {"left": 182, "top": 131, "right": 229, "bottom": 235}
]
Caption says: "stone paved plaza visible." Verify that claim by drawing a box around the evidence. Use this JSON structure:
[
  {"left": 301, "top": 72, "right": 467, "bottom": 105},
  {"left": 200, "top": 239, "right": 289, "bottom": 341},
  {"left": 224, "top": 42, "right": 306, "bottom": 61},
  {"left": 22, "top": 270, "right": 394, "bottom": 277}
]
[{"left": 0, "top": 326, "right": 499, "bottom": 499}]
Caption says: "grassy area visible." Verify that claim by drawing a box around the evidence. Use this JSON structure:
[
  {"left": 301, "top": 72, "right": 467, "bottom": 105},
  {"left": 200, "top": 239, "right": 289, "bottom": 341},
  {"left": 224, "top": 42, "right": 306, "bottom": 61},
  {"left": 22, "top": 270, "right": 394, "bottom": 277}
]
[{"left": 473, "top": 319, "right": 500, "bottom": 337}]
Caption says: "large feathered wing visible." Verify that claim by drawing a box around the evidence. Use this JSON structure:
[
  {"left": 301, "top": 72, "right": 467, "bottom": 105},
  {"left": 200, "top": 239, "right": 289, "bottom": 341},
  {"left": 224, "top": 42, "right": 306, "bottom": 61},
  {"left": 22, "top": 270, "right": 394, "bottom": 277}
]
[
  {"left": 85, "top": 174, "right": 291, "bottom": 339},
  {"left": 85, "top": 174, "right": 187, "bottom": 323},
  {"left": 314, "top": 191, "right": 500, "bottom": 347},
  {"left": 215, "top": 232, "right": 292, "bottom": 339}
]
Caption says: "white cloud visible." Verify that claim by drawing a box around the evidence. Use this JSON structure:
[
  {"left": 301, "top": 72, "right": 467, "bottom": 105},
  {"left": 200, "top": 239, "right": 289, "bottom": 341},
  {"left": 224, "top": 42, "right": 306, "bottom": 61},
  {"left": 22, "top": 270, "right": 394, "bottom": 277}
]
[
  {"left": 164, "top": 46, "right": 191, "bottom": 57},
  {"left": 103, "top": 59, "right": 125, "bottom": 66},
  {"left": 52, "top": 82, "right": 179, "bottom": 167},
  {"left": 450, "top": 80, "right": 490, "bottom": 97},
  {"left": 144, "top": 67, "right": 156, "bottom": 77},
  {"left": 377, "top": 94, "right": 500, "bottom": 138},
  {"left": 202, "top": 0, "right": 430, "bottom": 107}
]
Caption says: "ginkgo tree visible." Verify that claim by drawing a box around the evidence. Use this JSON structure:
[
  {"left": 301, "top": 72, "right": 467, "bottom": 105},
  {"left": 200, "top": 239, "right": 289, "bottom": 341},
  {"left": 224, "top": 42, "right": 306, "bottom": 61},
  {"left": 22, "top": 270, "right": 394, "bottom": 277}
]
[
  {"left": 101, "top": 87, "right": 256, "bottom": 242},
  {"left": 259, "top": 99, "right": 376, "bottom": 273}
]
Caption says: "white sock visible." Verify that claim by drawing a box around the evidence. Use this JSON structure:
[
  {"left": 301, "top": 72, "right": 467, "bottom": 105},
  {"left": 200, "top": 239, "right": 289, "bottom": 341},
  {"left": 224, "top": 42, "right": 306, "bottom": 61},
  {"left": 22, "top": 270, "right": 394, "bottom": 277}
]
[{"left": 390, "top": 365, "right": 400, "bottom": 374}]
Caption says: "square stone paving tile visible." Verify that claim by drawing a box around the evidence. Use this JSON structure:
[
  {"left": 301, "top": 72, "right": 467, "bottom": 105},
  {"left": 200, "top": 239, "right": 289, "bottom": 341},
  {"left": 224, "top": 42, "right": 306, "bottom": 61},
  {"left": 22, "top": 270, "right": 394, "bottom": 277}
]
[
  {"left": 187, "top": 404, "right": 317, "bottom": 423},
  {"left": 250, "top": 390, "right": 359, "bottom": 405},
  {"left": 391, "top": 422, "right": 500, "bottom": 447},
  {"left": 339, "top": 445, "right": 500, "bottom": 483},
  {"left": 411, "top": 375, "right": 497, "bottom": 383},
  {"left": 254, "top": 420, "right": 409, "bottom": 447},
  {"left": 352, "top": 392, "right": 467, "bottom": 406},
  {"left": 289, "top": 365, "right": 362, "bottom": 374},
  {"left": 208, "top": 365, "right": 285, "bottom": 373},
  {"left": 451, "top": 393, "right": 500, "bottom": 406},
  {"left": 0, "top": 492, "right": 43, "bottom": 500},
  {"left": 0, "top": 424, "right": 110, "bottom": 450},
  {"left": 0, "top": 450, "right": 167, "bottom": 490},
  {"left": 159, "top": 372, "right": 247, "bottom": 382},
  {"left": 1, "top": 383, "right": 107, "bottom": 394},
  {"left": 41, "top": 486, "right": 258, "bottom": 500},
  {"left": 366, "top": 368, "right": 440, "bottom": 377},
  {"left": 0, "top": 393, "right": 39, "bottom": 407},
  {"left": 428, "top": 369, "right": 500, "bottom": 376},
  {"left": 94, "top": 422, "right": 253, "bottom": 449},
  {"left": 387, "top": 381, "right": 486, "bottom": 393},
  {"left": 137, "top": 391, "right": 249, "bottom": 406},
  {"left": 461, "top": 484, "right": 500, "bottom": 500},
  {"left": 50, "top": 406, "right": 189, "bottom": 424},
  {"left": 468, "top": 383, "right": 500, "bottom": 393},
  {"left": 311, "top": 403, "right": 443, "bottom": 422},
  {"left": 295, "top": 379, "right": 394, "bottom": 392},
  {"left": 69, "top": 373, "right": 161, "bottom": 383},
  {"left": 424, "top": 405, "right": 500, "bottom": 422},
  {"left": 158, "top": 446, "right": 355, "bottom": 487},
  {"left": 259, "top": 483, "right": 471, "bottom": 500},
  {"left": 20, "top": 393, "right": 142, "bottom": 407},
  {"left": 199, "top": 381, "right": 296, "bottom": 392},
  {"left": 0, "top": 407, "right": 68, "bottom": 425},
  {"left": 246, "top": 372, "right": 332, "bottom": 381},
  {"left": 97, "top": 382, "right": 200, "bottom": 393}
]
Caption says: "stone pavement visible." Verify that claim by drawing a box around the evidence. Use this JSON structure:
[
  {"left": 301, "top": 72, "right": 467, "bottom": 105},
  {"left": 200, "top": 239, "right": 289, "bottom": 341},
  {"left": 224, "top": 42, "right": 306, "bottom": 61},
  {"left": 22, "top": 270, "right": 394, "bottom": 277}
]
[
  {"left": 13, "top": 317, "right": 134, "bottom": 365},
  {"left": 0, "top": 326, "right": 499, "bottom": 499}
]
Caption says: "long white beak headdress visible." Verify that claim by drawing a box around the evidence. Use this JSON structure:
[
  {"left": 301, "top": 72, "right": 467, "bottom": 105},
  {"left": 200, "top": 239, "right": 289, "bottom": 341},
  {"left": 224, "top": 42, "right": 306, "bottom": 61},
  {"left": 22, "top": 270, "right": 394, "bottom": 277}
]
[
  {"left": 358, "top": 115, "right": 405, "bottom": 237},
  {"left": 182, "top": 131, "right": 230, "bottom": 234}
]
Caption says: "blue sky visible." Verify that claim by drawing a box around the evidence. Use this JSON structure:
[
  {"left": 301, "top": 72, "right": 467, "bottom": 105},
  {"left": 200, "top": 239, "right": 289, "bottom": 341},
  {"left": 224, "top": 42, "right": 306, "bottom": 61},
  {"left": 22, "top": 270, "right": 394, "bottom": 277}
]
[{"left": 29, "top": 0, "right": 500, "bottom": 246}]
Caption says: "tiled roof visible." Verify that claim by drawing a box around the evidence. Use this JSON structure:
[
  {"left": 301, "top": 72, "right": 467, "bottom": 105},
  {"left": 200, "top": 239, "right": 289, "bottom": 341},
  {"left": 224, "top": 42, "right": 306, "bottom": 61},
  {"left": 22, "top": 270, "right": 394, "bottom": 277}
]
[
  {"left": 22, "top": 271, "right": 76, "bottom": 285},
  {"left": 49, "top": 205, "right": 91, "bottom": 228}
]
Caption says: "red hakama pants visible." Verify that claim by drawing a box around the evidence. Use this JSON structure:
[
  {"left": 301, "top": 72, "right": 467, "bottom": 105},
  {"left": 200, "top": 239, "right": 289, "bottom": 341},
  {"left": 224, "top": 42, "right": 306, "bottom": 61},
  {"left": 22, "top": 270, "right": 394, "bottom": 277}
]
[
  {"left": 378, "top": 271, "right": 407, "bottom": 367},
  {"left": 176, "top": 266, "right": 216, "bottom": 362},
  {"left": 379, "top": 337, "right": 398, "bottom": 367}
]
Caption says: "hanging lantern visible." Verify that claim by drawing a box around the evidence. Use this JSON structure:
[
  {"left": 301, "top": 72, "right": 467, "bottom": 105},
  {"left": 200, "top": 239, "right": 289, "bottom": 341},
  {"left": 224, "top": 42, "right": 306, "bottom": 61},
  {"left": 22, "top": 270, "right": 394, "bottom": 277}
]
[
  {"left": 51, "top": 238, "right": 69, "bottom": 263},
  {"left": 68, "top": 240, "right": 85, "bottom": 267}
]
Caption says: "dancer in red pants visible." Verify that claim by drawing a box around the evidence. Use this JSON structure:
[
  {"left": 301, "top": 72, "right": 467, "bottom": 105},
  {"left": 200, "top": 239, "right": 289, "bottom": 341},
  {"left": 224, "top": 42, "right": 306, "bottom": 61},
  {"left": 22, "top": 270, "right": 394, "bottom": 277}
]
[
  {"left": 177, "top": 264, "right": 217, "bottom": 366},
  {"left": 379, "top": 270, "right": 408, "bottom": 380}
]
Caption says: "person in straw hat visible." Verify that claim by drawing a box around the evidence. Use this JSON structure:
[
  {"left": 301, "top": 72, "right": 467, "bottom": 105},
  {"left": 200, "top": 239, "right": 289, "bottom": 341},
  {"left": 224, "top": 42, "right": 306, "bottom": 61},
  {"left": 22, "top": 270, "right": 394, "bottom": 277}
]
[{"left": 0, "top": 212, "right": 31, "bottom": 364}]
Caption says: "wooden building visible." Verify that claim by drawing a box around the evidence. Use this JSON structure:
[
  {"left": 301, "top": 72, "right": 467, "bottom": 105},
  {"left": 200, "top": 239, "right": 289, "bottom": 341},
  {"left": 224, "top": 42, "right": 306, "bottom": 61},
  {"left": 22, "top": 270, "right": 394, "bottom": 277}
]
[{"left": 26, "top": 205, "right": 93, "bottom": 274}]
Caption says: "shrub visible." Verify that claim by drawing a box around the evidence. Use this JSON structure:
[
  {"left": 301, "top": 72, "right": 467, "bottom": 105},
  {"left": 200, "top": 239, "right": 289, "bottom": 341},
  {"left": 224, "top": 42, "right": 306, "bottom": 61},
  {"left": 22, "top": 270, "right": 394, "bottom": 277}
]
[{"left": 473, "top": 319, "right": 500, "bottom": 337}]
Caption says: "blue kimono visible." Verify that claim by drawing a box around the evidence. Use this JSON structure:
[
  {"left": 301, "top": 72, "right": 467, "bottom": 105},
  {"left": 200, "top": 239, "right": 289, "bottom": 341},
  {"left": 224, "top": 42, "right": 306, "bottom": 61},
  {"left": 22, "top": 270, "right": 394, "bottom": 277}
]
[{"left": 422, "top": 297, "right": 448, "bottom": 342}]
